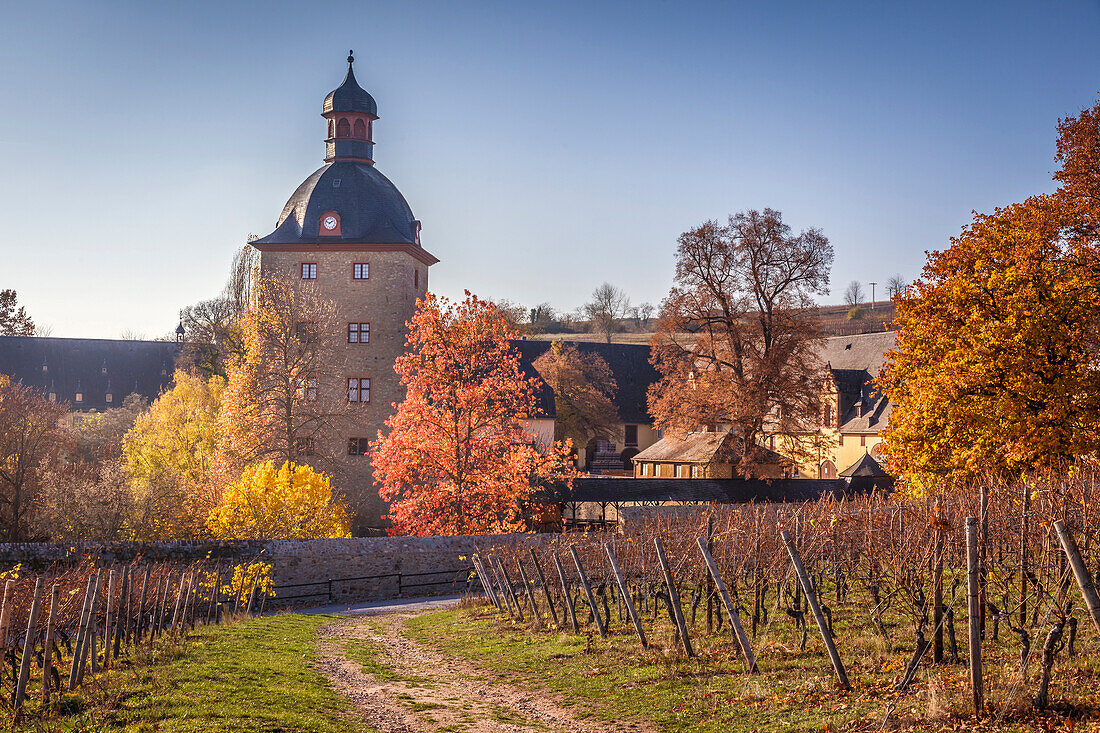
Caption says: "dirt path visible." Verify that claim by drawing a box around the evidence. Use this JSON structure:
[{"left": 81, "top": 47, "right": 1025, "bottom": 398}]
[{"left": 316, "top": 613, "right": 655, "bottom": 733}]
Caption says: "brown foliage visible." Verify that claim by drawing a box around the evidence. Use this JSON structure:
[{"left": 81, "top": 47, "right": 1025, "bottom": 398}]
[
  {"left": 648, "top": 209, "right": 833, "bottom": 470},
  {"left": 0, "top": 374, "right": 66, "bottom": 540},
  {"left": 532, "top": 341, "right": 618, "bottom": 448}
]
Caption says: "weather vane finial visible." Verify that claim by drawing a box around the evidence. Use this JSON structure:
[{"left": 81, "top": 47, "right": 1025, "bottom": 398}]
[{"left": 348, "top": 50, "right": 355, "bottom": 67}]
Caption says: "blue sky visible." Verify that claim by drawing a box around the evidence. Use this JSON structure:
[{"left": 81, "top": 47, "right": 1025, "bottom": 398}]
[{"left": 1, "top": 0, "right": 1098, "bottom": 338}]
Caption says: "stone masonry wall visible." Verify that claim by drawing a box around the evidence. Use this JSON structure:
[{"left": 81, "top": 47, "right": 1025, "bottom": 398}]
[{"left": 0, "top": 534, "right": 548, "bottom": 606}]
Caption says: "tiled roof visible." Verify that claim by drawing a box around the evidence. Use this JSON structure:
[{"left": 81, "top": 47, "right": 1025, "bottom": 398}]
[
  {"left": 839, "top": 452, "right": 889, "bottom": 477},
  {"left": 0, "top": 336, "right": 177, "bottom": 411},
  {"left": 511, "top": 340, "right": 658, "bottom": 424}
]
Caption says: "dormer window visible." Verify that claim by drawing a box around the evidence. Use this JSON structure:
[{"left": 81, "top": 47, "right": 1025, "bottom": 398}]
[
  {"left": 41, "top": 363, "right": 47, "bottom": 373},
  {"left": 106, "top": 393, "right": 113, "bottom": 404},
  {"left": 75, "top": 391, "right": 83, "bottom": 404},
  {"left": 48, "top": 392, "right": 56, "bottom": 403}
]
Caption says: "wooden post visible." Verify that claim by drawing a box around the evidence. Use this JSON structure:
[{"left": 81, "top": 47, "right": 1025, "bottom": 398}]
[
  {"left": 207, "top": 568, "right": 222, "bottom": 625},
  {"left": 471, "top": 555, "right": 502, "bottom": 610},
  {"left": 488, "top": 557, "right": 517, "bottom": 617},
  {"left": 75, "top": 572, "right": 101, "bottom": 687},
  {"left": 42, "top": 583, "right": 59, "bottom": 704},
  {"left": 103, "top": 569, "right": 117, "bottom": 669},
  {"left": 966, "top": 517, "right": 983, "bottom": 718},
  {"left": 529, "top": 549, "right": 559, "bottom": 627},
  {"left": 493, "top": 557, "right": 525, "bottom": 622},
  {"left": 116, "top": 566, "right": 130, "bottom": 653},
  {"left": 14, "top": 577, "right": 44, "bottom": 712},
  {"left": 605, "top": 543, "right": 646, "bottom": 648},
  {"left": 781, "top": 529, "right": 850, "bottom": 690},
  {"left": 979, "top": 486, "right": 988, "bottom": 633},
  {"left": 245, "top": 571, "right": 260, "bottom": 616},
  {"left": 0, "top": 578, "right": 14, "bottom": 659},
  {"left": 653, "top": 537, "right": 693, "bottom": 657},
  {"left": 569, "top": 545, "right": 607, "bottom": 638},
  {"left": 136, "top": 567, "right": 149, "bottom": 642},
  {"left": 170, "top": 574, "right": 186, "bottom": 632},
  {"left": 69, "top": 572, "right": 96, "bottom": 690},
  {"left": 1020, "top": 485, "right": 1030, "bottom": 631},
  {"left": 516, "top": 562, "right": 542, "bottom": 628},
  {"left": 1053, "top": 520, "right": 1100, "bottom": 634},
  {"left": 89, "top": 580, "right": 100, "bottom": 677},
  {"left": 153, "top": 574, "right": 168, "bottom": 638},
  {"left": 553, "top": 553, "right": 579, "bottom": 632},
  {"left": 696, "top": 537, "right": 757, "bottom": 673},
  {"left": 933, "top": 521, "right": 945, "bottom": 663},
  {"left": 232, "top": 568, "right": 246, "bottom": 613}
]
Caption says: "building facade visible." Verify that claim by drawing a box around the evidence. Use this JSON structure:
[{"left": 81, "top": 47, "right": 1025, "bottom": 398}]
[{"left": 250, "top": 54, "right": 438, "bottom": 534}]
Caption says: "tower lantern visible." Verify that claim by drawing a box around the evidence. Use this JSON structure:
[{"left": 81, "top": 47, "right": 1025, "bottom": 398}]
[{"left": 322, "top": 51, "right": 379, "bottom": 164}]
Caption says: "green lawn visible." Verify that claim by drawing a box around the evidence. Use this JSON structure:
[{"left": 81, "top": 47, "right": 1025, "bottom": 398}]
[
  {"left": 12, "top": 614, "right": 363, "bottom": 733},
  {"left": 404, "top": 604, "right": 1100, "bottom": 732}
]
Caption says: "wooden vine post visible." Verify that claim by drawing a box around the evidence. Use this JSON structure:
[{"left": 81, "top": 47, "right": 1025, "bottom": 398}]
[
  {"left": 965, "top": 517, "right": 983, "bottom": 718},
  {"left": 568, "top": 545, "right": 606, "bottom": 638},
  {"left": 605, "top": 543, "right": 646, "bottom": 648},
  {"left": 515, "top": 562, "right": 542, "bottom": 628},
  {"left": 69, "top": 572, "right": 97, "bottom": 691},
  {"left": 472, "top": 555, "right": 503, "bottom": 611},
  {"left": 552, "top": 553, "right": 580, "bottom": 632},
  {"left": 136, "top": 567, "right": 150, "bottom": 641},
  {"left": 14, "top": 577, "right": 44, "bottom": 713},
  {"left": 492, "top": 556, "right": 524, "bottom": 621},
  {"left": 42, "top": 582, "right": 60, "bottom": 704},
  {"left": 653, "top": 537, "right": 693, "bottom": 657},
  {"left": 781, "top": 529, "right": 850, "bottom": 690},
  {"left": 529, "top": 549, "right": 560, "bottom": 627},
  {"left": 103, "top": 569, "right": 117, "bottom": 669},
  {"left": 696, "top": 537, "right": 757, "bottom": 673},
  {"left": 1053, "top": 520, "right": 1100, "bottom": 634}
]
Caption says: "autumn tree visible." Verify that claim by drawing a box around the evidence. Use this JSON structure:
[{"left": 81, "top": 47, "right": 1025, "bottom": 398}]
[
  {"left": 843, "top": 280, "right": 864, "bottom": 307},
  {"left": 36, "top": 393, "right": 147, "bottom": 541},
  {"left": 0, "top": 375, "right": 65, "bottom": 540},
  {"left": 533, "top": 341, "right": 619, "bottom": 448},
  {"left": 648, "top": 210, "right": 833, "bottom": 472},
  {"left": 583, "top": 283, "right": 631, "bottom": 343},
  {"left": 0, "top": 290, "right": 35, "bottom": 336},
  {"left": 371, "top": 292, "right": 574, "bottom": 536},
  {"left": 207, "top": 461, "right": 350, "bottom": 539},
  {"left": 217, "top": 275, "right": 346, "bottom": 475},
  {"left": 881, "top": 99, "right": 1100, "bottom": 484},
  {"left": 122, "top": 370, "right": 225, "bottom": 539}
]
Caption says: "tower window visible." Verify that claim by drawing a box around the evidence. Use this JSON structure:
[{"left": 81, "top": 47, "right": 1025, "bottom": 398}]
[
  {"left": 348, "top": 437, "right": 370, "bottom": 456},
  {"left": 414, "top": 269, "right": 419, "bottom": 288},
  {"left": 347, "top": 377, "right": 370, "bottom": 403},
  {"left": 353, "top": 263, "right": 369, "bottom": 279},
  {"left": 336, "top": 118, "right": 351, "bottom": 137},
  {"left": 348, "top": 323, "right": 370, "bottom": 343},
  {"left": 353, "top": 119, "right": 366, "bottom": 139},
  {"left": 301, "top": 263, "right": 317, "bottom": 279},
  {"left": 328, "top": 119, "right": 335, "bottom": 138}
]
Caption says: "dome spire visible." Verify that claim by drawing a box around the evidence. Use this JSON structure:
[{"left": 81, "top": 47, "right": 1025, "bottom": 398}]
[{"left": 348, "top": 49, "right": 354, "bottom": 67}]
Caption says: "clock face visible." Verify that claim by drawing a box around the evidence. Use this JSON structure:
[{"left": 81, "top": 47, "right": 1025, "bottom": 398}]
[{"left": 322, "top": 215, "right": 338, "bottom": 231}]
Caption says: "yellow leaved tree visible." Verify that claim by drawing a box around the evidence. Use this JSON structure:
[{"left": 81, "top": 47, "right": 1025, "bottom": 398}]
[
  {"left": 122, "top": 370, "right": 225, "bottom": 539},
  {"left": 206, "top": 461, "right": 351, "bottom": 539}
]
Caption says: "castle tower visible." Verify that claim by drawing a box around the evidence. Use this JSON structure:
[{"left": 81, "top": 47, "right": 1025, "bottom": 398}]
[{"left": 250, "top": 52, "right": 438, "bottom": 534}]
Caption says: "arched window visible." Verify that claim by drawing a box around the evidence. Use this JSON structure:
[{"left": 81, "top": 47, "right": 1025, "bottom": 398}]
[
  {"left": 328, "top": 119, "right": 335, "bottom": 138},
  {"left": 353, "top": 119, "right": 366, "bottom": 139},
  {"left": 336, "top": 118, "right": 351, "bottom": 138}
]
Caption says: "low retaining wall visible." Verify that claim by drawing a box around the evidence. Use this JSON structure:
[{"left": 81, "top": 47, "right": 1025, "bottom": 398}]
[{"left": 0, "top": 534, "right": 548, "bottom": 606}]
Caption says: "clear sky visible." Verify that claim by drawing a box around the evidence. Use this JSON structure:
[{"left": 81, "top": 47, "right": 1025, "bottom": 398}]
[{"left": 2, "top": 0, "right": 1098, "bottom": 338}]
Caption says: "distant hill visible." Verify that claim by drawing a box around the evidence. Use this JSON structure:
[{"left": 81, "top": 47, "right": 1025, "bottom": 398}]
[{"left": 522, "top": 301, "right": 895, "bottom": 344}]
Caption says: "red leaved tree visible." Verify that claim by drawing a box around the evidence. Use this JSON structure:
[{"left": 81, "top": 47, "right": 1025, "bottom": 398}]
[{"left": 371, "top": 292, "right": 573, "bottom": 536}]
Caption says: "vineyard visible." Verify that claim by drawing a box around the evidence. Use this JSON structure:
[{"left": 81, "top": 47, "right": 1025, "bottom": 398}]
[
  {"left": 473, "top": 478, "right": 1100, "bottom": 728},
  {"left": 0, "top": 556, "right": 272, "bottom": 723}
]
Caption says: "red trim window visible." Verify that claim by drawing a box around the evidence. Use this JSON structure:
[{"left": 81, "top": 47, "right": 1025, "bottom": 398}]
[
  {"left": 353, "top": 263, "right": 369, "bottom": 279},
  {"left": 301, "top": 263, "right": 317, "bottom": 280},
  {"left": 347, "top": 322, "right": 370, "bottom": 343},
  {"left": 347, "top": 377, "right": 371, "bottom": 403}
]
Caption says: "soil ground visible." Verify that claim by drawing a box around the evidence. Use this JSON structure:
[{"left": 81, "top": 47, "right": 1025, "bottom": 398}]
[{"left": 315, "top": 611, "right": 656, "bottom": 733}]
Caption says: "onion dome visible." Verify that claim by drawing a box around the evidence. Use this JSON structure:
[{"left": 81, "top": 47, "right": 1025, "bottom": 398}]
[{"left": 323, "top": 51, "right": 377, "bottom": 116}]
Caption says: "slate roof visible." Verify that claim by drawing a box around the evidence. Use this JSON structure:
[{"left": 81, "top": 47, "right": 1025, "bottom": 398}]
[
  {"left": 323, "top": 60, "right": 377, "bottom": 116},
  {"left": 820, "top": 331, "right": 897, "bottom": 434},
  {"left": 511, "top": 340, "right": 658, "bottom": 424},
  {"left": 0, "top": 336, "right": 178, "bottom": 411},
  {"left": 631, "top": 430, "right": 786, "bottom": 466},
  {"left": 550, "top": 477, "right": 863, "bottom": 504},
  {"left": 839, "top": 452, "right": 889, "bottom": 477},
  {"left": 252, "top": 161, "right": 421, "bottom": 246}
]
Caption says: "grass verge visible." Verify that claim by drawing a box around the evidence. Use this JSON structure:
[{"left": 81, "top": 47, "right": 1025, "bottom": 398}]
[
  {"left": 10, "top": 614, "right": 363, "bottom": 733},
  {"left": 405, "top": 605, "right": 1100, "bottom": 732}
]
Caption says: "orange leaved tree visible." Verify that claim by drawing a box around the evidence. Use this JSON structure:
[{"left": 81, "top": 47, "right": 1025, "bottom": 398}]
[
  {"left": 371, "top": 292, "right": 573, "bottom": 536},
  {"left": 881, "top": 98, "right": 1100, "bottom": 484}
]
